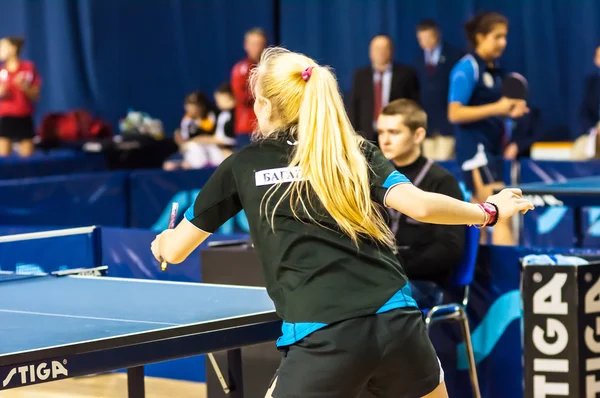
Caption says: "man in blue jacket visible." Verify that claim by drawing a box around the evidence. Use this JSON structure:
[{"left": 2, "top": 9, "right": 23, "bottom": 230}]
[{"left": 414, "top": 20, "right": 464, "bottom": 161}]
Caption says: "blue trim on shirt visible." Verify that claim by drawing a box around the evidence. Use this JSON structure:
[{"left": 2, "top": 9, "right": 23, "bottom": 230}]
[
  {"left": 184, "top": 205, "right": 194, "bottom": 221},
  {"left": 448, "top": 55, "right": 478, "bottom": 105},
  {"left": 276, "top": 321, "right": 328, "bottom": 347},
  {"left": 382, "top": 170, "right": 410, "bottom": 189},
  {"left": 376, "top": 283, "right": 417, "bottom": 313},
  {"left": 275, "top": 283, "right": 419, "bottom": 347}
]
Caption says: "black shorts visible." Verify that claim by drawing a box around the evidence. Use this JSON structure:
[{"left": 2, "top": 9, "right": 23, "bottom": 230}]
[
  {"left": 268, "top": 308, "right": 443, "bottom": 398},
  {"left": 462, "top": 155, "right": 505, "bottom": 193},
  {"left": 0, "top": 116, "right": 36, "bottom": 141}
]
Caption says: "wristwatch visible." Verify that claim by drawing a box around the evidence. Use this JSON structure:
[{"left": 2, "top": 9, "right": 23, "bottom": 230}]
[{"left": 480, "top": 202, "right": 499, "bottom": 227}]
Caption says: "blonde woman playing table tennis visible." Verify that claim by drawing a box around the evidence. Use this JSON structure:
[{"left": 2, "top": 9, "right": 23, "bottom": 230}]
[{"left": 151, "top": 47, "right": 534, "bottom": 398}]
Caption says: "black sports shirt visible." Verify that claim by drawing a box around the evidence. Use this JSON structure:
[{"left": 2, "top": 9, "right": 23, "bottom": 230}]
[{"left": 184, "top": 133, "right": 418, "bottom": 345}]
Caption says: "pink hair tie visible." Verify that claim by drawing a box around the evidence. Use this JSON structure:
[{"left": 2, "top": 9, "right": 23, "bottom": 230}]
[{"left": 301, "top": 66, "right": 314, "bottom": 81}]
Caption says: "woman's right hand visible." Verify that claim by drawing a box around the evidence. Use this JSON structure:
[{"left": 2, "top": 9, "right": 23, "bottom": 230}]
[
  {"left": 508, "top": 99, "right": 529, "bottom": 118},
  {"left": 486, "top": 188, "right": 535, "bottom": 221},
  {"left": 495, "top": 97, "right": 529, "bottom": 117},
  {"left": 495, "top": 97, "right": 517, "bottom": 116}
]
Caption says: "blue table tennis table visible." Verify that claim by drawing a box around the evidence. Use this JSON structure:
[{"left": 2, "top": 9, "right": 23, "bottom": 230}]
[
  {"left": 0, "top": 268, "right": 281, "bottom": 397},
  {"left": 504, "top": 176, "right": 600, "bottom": 247}
]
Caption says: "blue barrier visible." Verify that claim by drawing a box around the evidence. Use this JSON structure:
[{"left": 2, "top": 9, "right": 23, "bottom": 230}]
[
  {"left": 0, "top": 150, "right": 106, "bottom": 180},
  {"left": 519, "top": 159, "right": 600, "bottom": 248},
  {"left": 0, "top": 157, "right": 596, "bottom": 244},
  {"left": 0, "top": 171, "right": 129, "bottom": 227},
  {"left": 128, "top": 168, "right": 216, "bottom": 229},
  {"left": 128, "top": 167, "right": 251, "bottom": 235}
]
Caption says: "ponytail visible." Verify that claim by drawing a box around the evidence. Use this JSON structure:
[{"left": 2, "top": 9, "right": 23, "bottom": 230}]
[{"left": 254, "top": 48, "right": 395, "bottom": 248}]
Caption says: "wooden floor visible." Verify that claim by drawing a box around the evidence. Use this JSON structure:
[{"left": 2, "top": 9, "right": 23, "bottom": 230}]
[{"left": 0, "top": 374, "right": 206, "bottom": 398}]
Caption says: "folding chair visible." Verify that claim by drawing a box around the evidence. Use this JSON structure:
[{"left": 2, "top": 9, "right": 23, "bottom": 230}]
[{"left": 423, "top": 225, "right": 481, "bottom": 398}]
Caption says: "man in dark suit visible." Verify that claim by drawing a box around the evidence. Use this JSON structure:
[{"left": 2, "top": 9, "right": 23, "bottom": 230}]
[
  {"left": 414, "top": 20, "right": 464, "bottom": 160},
  {"left": 348, "top": 35, "right": 419, "bottom": 142}
]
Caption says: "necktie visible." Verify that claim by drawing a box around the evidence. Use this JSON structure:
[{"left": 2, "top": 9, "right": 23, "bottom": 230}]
[
  {"left": 425, "top": 52, "right": 435, "bottom": 74},
  {"left": 426, "top": 62, "right": 435, "bottom": 75},
  {"left": 373, "top": 73, "right": 382, "bottom": 121}
]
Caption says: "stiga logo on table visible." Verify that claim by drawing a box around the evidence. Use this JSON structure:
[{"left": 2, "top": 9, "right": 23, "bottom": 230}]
[{"left": 1, "top": 360, "right": 68, "bottom": 388}]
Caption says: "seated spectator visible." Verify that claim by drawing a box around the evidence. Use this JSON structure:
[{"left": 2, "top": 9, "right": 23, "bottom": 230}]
[
  {"left": 164, "top": 91, "right": 227, "bottom": 170},
  {"left": 213, "top": 82, "right": 236, "bottom": 158},
  {"left": 377, "top": 99, "right": 465, "bottom": 308},
  {"left": 0, "top": 36, "right": 41, "bottom": 157},
  {"left": 573, "top": 45, "right": 600, "bottom": 160},
  {"left": 503, "top": 107, "right": 544, "bottom": 160}
]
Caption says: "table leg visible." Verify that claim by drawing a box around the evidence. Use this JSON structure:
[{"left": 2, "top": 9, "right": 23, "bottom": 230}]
[
  {"left": 227, "top": 348, "right": 244, "bottom": 398},
  {"left": 574, "top": 207, "right": 583, "bottom": 248},
  {"left": 127, "top": 366, "right": 145, "bottom": 398}
]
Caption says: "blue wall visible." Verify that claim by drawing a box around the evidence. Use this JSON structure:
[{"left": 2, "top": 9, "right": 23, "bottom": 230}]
[
  {"left": 0, "top": 0, "right": 275, "bottom": 132},
  {"left": 1, "top": 0, "right": 598, "bottom": 137}
]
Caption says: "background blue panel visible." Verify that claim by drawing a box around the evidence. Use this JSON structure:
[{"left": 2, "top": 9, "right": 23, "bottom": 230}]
[
  {"left": 0, "top": 150, "right": 105, "bottom": 180},
  {"left": 0, "top": 171, "right": 128, "bottom": 227},
  {"left": 99, "top": 227, "right": 248, "bottom": 282},
  {"left": 127, "top": 168, "right": 216, "bottom": 229},
  {"left": 280, "top": 0, "right": 600, "bottom": 137},
  {"left": 0, "top": 0, "right": 275, "bottom": 133},
  {"left": 583, "top": 207, "right": 600, "bottom": 248},
  {"left": 519, "top": 159, "right": 600, "bottom": 248},
  {"left": 128, "top": 168, "right": 250, "bottom": 236}
]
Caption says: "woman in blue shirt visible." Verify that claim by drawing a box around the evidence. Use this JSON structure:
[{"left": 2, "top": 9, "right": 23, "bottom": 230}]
[{"left": 448, "top": 12, "right": 528, "bottom": 245}]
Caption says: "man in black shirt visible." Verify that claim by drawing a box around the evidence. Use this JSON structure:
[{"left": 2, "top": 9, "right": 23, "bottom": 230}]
[
  {"left": 150, "top": 47, "right": 533, "bottom": 398},
  {"left": 377, "top": 99, "right": 465, "bottom": 308}
]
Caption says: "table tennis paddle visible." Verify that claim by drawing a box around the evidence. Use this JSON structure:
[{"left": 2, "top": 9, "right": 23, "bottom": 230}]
[
  {"left": 502, "top": 72, "right": 528, "bottom": 100},
  {"left": 160, "top": 202, "right": 179, "bottom": 271}
]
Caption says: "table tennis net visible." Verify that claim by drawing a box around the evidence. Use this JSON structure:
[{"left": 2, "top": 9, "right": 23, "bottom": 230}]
[
  {"left": 0, "top": 270, "right": 48, "bottom": 283},
  {"left": 0, "top": 226, "right": 99, "bottom": 283}
]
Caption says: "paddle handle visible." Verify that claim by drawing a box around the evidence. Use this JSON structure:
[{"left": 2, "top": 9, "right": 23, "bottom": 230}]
[{"left": 160, "top": 202, "right": 179, "bottom": 271}]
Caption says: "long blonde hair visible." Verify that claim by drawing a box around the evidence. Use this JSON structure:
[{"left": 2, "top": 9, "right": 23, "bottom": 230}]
[{"left": 250, "top": 47, "right": 395, "bottom": 248}]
